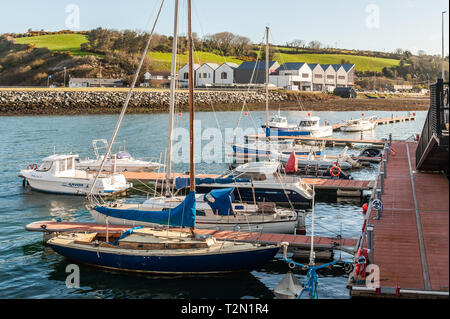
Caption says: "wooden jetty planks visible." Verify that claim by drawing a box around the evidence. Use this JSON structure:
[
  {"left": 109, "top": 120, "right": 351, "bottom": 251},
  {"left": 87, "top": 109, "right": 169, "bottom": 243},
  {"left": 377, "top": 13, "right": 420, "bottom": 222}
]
[{"left": 350, "top": 141, "right": 449, "bottom": 298}]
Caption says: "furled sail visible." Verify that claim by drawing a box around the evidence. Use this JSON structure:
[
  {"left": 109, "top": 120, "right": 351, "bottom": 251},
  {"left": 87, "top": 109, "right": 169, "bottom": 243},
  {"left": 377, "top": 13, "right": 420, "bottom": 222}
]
[{"left": 93, "top": 191, "right": 197, "bottom": 228}]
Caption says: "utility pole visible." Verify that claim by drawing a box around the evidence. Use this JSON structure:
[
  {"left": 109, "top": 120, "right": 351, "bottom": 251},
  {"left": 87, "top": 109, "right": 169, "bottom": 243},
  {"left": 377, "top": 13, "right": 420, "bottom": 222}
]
[
  {"left": 63, "top": 67, "right": 67, "bottom": 87},
  {"left": 442, "top": 11, "right": 447, "bottom": 80}
]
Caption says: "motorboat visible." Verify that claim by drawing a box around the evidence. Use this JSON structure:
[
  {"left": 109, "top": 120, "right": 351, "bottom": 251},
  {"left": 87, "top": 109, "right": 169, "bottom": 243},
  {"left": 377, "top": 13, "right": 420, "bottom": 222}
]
[
  {"left": 231, "top": 139, "right": 323, "bottom": 156},
  {"left": 175, "top": 161, "right": 313, "bottom": 207},
  {"left": 340, "top": 116, "right": 377, "bottom": 132},
  {"left": 263, "top": 116, "right": 333, "bottom": 138},
  {"left": 20, "top": 154, "right": 132, "bottom": 196},
  {"left": 89, "top": 187, "right": 302, "bottom": 234},
  {"left": 75, "top": 139, "right": 164, "bottom": 172}
]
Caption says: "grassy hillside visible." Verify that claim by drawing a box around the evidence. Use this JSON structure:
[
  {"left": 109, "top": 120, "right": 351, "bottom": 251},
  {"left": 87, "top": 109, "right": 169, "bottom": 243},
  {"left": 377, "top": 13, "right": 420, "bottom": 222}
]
[
  {"left": 14, "top": 34, "right": 90, "bottom": 56},
  {"left": 274, "top": 52, "right": 400, "bottom": 72},
  {"left": 13, "top": 34, "right": 401, "bottom": 73}
]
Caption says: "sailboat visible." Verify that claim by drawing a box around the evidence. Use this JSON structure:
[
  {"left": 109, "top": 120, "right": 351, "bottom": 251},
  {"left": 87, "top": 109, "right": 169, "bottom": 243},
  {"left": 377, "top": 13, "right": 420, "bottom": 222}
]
[{"left": 46, "top": 0, "right": 280, "bottom": 274}]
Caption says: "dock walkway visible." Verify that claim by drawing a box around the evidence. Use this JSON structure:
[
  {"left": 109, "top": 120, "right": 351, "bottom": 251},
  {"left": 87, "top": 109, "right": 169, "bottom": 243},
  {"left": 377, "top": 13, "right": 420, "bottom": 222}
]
[
  {"left": 349, "top": 141, "right": 449, "bottom": 298},
  {"left": 331, "top": 115, "right": 416, "bottom": 131}
]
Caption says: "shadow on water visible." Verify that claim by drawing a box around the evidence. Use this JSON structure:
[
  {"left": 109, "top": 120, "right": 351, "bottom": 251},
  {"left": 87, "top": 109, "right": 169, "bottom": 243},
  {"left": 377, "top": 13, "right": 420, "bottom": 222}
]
[{"left": 45, "top": 255, "right": 275, "bottom": 299}]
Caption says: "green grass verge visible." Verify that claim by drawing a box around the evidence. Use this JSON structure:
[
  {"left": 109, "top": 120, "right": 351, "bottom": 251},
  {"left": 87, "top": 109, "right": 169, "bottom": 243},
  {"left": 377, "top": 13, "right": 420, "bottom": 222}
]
[{"left": 15, "top": 34, "right": 90, "bottom": 56}]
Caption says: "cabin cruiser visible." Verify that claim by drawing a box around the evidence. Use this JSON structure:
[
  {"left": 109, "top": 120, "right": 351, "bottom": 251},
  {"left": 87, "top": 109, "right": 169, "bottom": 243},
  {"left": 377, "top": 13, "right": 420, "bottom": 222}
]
[
  {"left": 267, "top": 114, "right": 296, "bottom": 129},
  {"left": 20, "top": 154, "right": 132, "bottom": 196},
  {"left": 75, "top": 139, "right": 164, "bottom": 172},
  {"left": 175, "top": 161, "right": 313, "bottom": 207},
  {"left": 262, "top": 116, "right": 333, "bottom": 138},
  {"left": 231, "top": 139, "right": 323, "bottom": 156},
  {"left": 340, "top": 116, "right": 377, "bottom": 132},
  {"left": 89, "top": 187, "right": 302, "bottom": 234}
]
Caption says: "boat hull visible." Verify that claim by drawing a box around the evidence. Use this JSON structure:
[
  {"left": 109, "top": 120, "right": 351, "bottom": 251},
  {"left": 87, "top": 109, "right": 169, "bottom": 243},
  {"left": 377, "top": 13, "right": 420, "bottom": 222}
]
[
  {"left": 263, "top": 126, "right": 333, "bottom": 138},
  {"left": 340, "top": 122, "right": 377, "bottom": 132},
  {"left": 47, "top": 242, "right": 280, "bottom": 274}
]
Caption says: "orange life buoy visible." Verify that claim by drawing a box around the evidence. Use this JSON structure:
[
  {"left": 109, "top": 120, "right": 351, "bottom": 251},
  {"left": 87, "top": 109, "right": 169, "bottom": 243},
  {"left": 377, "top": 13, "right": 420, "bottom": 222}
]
[
  {"left": 330, "top": 165, "right": 341, "bottom": 177},
  {"left": 354, "top": 248, "right": 362, "bottom": 275},
  {"left": 390, "top": 148, "right": 396, "bottom": 156}
]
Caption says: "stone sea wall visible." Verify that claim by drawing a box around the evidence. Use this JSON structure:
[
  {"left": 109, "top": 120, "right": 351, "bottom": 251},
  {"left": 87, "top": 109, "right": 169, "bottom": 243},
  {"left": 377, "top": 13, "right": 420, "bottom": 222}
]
[{"left": 0, "top": 89, "right": 312, "bottom": 115}]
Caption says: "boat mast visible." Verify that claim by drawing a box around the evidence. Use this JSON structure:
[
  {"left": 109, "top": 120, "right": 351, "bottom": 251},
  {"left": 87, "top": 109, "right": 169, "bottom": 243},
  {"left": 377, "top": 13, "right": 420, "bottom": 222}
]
[
  {"left": 265, "top": 26, "right": 270, "bottom": 131},
  {"left": 187, "top": 0, "right": 195, "bottom": 192},
  {"left": 165, "top": 0, "right": 179, "bottom": 195}
]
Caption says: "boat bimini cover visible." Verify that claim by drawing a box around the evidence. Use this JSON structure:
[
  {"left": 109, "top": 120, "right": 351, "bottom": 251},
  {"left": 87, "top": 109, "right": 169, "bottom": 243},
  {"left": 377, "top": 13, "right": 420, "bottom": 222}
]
[
  {"left": 93, "top": 191, "right": 197, "bottom": 228},
  {"left": 203, "top": 188, "right": 235, "bottom": 216},
  {"left": 175, "top": 177, "right": 250, "bottom": 190}
]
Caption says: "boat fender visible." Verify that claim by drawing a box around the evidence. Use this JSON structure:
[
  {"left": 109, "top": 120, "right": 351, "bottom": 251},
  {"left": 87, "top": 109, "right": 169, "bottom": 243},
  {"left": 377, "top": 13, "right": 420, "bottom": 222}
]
[
  {"left": 330, "top": 165, "right": 341, "bottom": 177},
  {"left": 354, "top": 248, "right": 362, "bottom": 275},
  {"left": 390, "top": 148, "right": 396, "bottom": 156},
  {"left": 281, "top": 242, "right": 289, "bottom": 259},
  {"left": 362, "top": 203, "right": 368, "bottom": 215}
]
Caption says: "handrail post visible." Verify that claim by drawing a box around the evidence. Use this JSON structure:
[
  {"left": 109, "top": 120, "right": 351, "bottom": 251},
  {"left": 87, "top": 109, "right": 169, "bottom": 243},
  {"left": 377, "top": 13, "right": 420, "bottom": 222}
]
[
  {"left": 380, "top": 171, "right": 384, "bottom": 195},
  {"left": 383, "top": 159, "right": 387, "bottom": 178},
  {"left": 367, "top": 224, "right": 374, "bottom": 264}
]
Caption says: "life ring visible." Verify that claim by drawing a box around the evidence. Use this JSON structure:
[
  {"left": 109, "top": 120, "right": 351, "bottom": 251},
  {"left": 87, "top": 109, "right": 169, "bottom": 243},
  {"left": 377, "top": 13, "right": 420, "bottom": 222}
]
[
  {"left": 390, "top": 148, "right": 396, "bottom": 156},
  {"left": 354, "top": 248, "right": 362, "bottom": 275},
  {"left": 330, "top": 165, "right": 341, "bottom": 177}
]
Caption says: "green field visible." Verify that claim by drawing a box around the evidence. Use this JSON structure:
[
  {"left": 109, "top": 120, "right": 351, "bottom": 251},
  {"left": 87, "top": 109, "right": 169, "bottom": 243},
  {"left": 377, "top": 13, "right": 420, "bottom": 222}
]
[
  {"left": 13, "top": 34, "right": 401, "bottom": 72},
  {"left": 14, "top": 34, "right": 90, "bottom": 56},
  {"left": 274, "top": 52, "right": 400, "bottom": 72}
]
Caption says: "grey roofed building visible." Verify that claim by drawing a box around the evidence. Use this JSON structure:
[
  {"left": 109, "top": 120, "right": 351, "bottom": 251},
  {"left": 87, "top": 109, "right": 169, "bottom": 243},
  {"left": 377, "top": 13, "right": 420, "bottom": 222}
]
[
  {"left": 278, "top": 62, "right": 308, "bottom": 70},
  {"left": 68, "top": 78, "right": 124, "bottom": 88},
  {"left": 234, "top": 61, "right": 280, "bottom": 84}
]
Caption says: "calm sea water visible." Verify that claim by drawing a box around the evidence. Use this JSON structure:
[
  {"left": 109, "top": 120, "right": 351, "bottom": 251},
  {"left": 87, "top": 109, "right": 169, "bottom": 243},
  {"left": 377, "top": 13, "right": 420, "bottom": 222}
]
[{"left": 0, "top": 110, "right": 426, "bottom": 299}]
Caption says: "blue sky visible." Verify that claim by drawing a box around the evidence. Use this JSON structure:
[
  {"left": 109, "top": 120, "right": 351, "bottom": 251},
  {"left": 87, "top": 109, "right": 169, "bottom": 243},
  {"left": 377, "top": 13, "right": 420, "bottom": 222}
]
[{"left": 0, "top": 0, "right": 448, "bottom": 55}]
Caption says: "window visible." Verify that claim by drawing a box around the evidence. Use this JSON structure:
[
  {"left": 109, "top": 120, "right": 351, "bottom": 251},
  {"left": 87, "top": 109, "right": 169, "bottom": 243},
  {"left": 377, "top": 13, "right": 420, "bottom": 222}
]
[
  {"left": 59, "top": 159, "right": 66, "bottom": 171},
  {"left": 314, "top": 74, "right": 322, "bottom": 79},
  {"left": 67, "top": 158, "right": 73, "bottom": 170},
  {"left": 183, "top": 73, "right": 188, "bottom": 80},
  {"left": 327, "top": 75, "right": 334, "bottom": 79},
  {"left": 302, "top": 73, "right": 309, "bottom": 78},
  {"left": 338, "top": 75, "right": 345, "bottom": 80},
  {"left": 38, "top": 161, "right": 52, "bottom": 172},
  {"left": 221, "top": 72, "right": 227, "bottom": 79},
  {"left": 203, "top": 73, "right": 207, "bottom": 78}
]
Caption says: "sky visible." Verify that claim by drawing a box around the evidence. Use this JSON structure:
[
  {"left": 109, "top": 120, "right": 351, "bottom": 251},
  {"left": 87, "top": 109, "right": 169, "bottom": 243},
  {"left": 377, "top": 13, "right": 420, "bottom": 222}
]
[{"left": 0, "top": 0, "right": 448, "bottom": 55}]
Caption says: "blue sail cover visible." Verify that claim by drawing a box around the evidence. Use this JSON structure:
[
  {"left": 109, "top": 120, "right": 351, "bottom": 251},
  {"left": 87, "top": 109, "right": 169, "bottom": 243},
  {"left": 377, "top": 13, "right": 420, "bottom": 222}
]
[
  {"left": 94, "top": 191, "right": 197, "bottom": 228},
  {"left": 175, "top": 177, "right": 250, "bottom": 190},
  {"left": 203, "top": 188, "right": 235, "bottom": 216}
]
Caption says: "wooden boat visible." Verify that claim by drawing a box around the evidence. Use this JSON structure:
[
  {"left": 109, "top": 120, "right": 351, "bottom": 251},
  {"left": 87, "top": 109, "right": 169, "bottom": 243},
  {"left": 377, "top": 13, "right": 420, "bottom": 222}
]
[
  {"left": 46, "top": 227, "right": 280, "bottom": 274},
  {"left": 19, "top": 154, "right": 131, "bottom": 196}
]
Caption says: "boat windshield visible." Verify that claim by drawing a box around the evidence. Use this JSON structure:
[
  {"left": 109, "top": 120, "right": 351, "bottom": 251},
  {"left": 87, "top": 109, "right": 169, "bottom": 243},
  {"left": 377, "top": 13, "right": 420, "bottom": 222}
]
[
  {"left": 271, "top": 117, "right": 286, "bottom": 123},
  {"left": 38, "top": 161, "right": 53, "bottom": 172}
]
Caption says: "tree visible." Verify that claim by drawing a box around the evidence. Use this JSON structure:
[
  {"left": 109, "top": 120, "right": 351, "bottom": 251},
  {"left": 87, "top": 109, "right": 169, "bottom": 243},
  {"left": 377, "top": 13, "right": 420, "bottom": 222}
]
[
  {"left": 205, "top": 32, "right": 235, "bottom": 56},
  {"left": 232, "top": 35, "right": 251, "bottom": 57},
  {"left": 308, "top": 40, "right": 322, "bottom": 49}
]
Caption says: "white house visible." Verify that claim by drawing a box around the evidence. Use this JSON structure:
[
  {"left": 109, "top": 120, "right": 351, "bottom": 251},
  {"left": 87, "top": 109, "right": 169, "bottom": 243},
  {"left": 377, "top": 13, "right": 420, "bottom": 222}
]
[
  {"left": 196, "top": 63, "right": 219, "bottom": 87},
  {"left": 178, "top": 63, "right": 200, "bottom": 87},
  {"left": 309, "top": 63, "right": 325, "bottom": 91},
  {"left": 332, "top": 64, "right": 348, "bottom": 88},
  {"left": 269, "top": 62, "right": 312, "bottom": 91},
  {"left": 322, "top": 64, "right": 337, "bottom": 92},
  {"left": 214, "top": 62, "right": 238, "bottom": 85}
]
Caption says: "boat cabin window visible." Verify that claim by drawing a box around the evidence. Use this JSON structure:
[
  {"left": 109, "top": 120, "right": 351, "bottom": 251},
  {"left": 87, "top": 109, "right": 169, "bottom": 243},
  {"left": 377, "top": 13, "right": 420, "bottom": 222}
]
[
  {"left": 59, "top": 159, "right": 66, "bottom": 171},
  {"left": 271, "top": 117, "right": 286, "bottom": 123},
  {"left": 299, "top": 120, "right": 318, "bottom": 127},
  {"left": 38, "top": 161, "right": 52, "bottom": 172},
  {"left": 67, "top": 158, "right": 73, "bottom": 170},
  {"left": 240, "top": 173, "right": 266, "bottom": 181}
]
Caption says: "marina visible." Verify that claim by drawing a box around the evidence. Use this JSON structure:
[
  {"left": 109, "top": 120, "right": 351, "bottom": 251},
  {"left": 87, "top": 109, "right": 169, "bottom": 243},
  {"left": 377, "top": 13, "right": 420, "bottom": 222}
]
[{"left": 0, "top": 0, "right": 448, "bottom": 305}]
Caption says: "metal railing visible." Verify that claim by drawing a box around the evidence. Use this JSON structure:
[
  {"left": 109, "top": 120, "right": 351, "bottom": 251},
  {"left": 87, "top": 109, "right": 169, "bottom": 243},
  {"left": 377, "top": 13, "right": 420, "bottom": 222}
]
[{"left": 416, "top": 79, "right": 449, "bottom": 169}]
